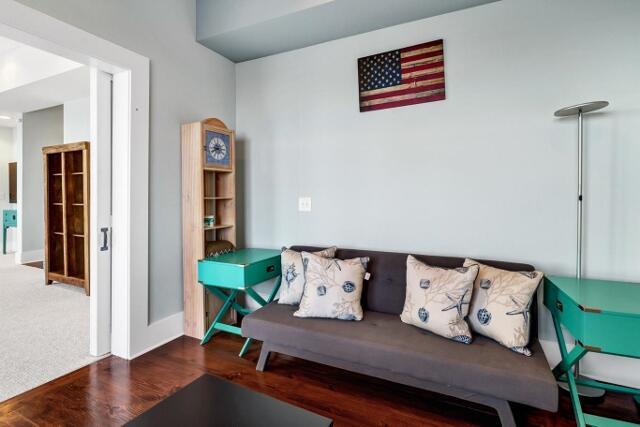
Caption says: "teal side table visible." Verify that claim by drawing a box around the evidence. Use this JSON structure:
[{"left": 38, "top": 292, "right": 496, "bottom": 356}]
[
  {"left": 198, "top": 248, "right": 282, "bottom": 357},
  {"left": 3, "top": 209, "right": 17, "bottom": 255},
  {"left": 544, "top": 276, "right": 640, "bottom": 427}
]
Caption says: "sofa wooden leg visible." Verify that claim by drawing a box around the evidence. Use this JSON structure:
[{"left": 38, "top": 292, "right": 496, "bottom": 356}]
[
  {"left": 256, "top": 344, "right": 271, "bottom": 372},
  {"left": 493, "top": 400, "right": 516, "bottom": 427}
]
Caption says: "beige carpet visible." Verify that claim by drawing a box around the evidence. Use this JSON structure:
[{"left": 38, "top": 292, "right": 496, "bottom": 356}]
[{"left": 0, "top": 253, "right": 99, "bottom": 402}]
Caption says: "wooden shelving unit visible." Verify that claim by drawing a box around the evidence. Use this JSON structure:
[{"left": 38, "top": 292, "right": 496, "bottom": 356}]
[
  {"left": 182, "top": 118, "right": 236, "bottom": 339},
  {"left": 43, "top": 142, "right": 90, "bottom": 295}
]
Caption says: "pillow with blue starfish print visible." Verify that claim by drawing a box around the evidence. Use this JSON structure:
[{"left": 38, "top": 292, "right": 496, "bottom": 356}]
[
  {"left": 400, "top": 256, "right": 478, "bottom": 344},
  {"left": 278, "top": 246, "right": 337, "bottom": 305},
  {"left": 294, "top": 252, "right": 369, "bottom": 320},
  {"left": 464, "top": 259, "right": 543, "bottom": 356}
]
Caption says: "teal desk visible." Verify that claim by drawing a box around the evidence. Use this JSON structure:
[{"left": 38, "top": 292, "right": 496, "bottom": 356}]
[
  {"left": 198, "top": 248, "right": 281, "bottom": 356},
  {"left": 544, "top": 276, "right": 640, "bottom": 427},
  {"left": 3, "top": 209, "right": 17, "bottom": 255}
]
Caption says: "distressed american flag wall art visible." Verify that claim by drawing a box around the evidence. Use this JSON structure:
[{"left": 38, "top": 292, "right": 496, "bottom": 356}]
[{"left": 358, "top": 39, "right": 445, "bottom": 112}]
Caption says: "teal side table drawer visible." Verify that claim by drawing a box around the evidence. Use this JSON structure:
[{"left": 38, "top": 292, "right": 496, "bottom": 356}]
[
  {"left": 544, "top": 277, "right": 640, "bottom": 357},
  {"left": 3, "top": 210, "right": 17, "bottom": 227},
  {"left": 198, "top": 248, "right": 281, "bottom": 289}
]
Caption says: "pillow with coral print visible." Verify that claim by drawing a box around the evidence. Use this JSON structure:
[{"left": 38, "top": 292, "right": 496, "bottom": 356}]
[
  {"left": 464, "top": 259, "right": 543, "bottom": 356},
  {"left": 293, "top": 252, "right": 369, "bottom": 320},
  {"left": 278, "top": 246, "right": 337, "bottom": 305},
  {"left": 400, "top": 256, "right": 478, "bottom": 344}
]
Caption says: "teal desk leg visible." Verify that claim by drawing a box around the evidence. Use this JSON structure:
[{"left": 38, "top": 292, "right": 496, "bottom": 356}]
[
  {"left": 239, "top": 276, "right": 282, "bottom": 357},
  {"left": 2, "top": 225, "right": 6, "bottom": 255},
  {"left": 551, "top": 312, "right": 587, "bottom": 427},
  {"left": 201, "top": 289, "right": 238, "bottom": 345}
]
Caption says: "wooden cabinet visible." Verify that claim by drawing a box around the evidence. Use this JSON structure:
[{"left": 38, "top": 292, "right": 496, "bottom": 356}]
[
  {"left": 182, "top": 118, "right": 236, "bottom": 339},
  {"left": 43, "top": 142, "right": 90, "bottom": 295},
  {"left": 8, "top": 162, "right": 17, "bottom": 203}
]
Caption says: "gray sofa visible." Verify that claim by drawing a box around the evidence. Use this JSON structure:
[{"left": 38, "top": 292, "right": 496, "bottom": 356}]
[{"left": 242, "top": 246, "right": 558, "bottom": 426}]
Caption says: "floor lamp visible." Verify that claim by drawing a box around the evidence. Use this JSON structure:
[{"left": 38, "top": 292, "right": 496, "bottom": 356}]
[{"left": 554, "top": 100, "right": 609, "bottom": 397}]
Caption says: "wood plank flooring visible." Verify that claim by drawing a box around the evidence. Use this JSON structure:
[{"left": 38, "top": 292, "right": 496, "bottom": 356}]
[{"left": 0, "top": 335, "right": 638, "bottom": 426}]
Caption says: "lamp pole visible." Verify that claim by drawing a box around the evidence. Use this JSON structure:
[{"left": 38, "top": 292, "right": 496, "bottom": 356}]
[{"left": 554, "top": 100, "right": 609, "bottom": 398}]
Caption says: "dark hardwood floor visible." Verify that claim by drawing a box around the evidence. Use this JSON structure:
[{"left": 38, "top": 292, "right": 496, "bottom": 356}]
[
  {"left": 22, "top": 261, "right": 43, "bottom": 269},
  {"left": 0, "top": 335, "right": 637, "bottom": 426}
]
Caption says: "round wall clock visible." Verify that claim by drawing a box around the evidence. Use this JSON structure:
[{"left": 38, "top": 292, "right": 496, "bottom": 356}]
[
  {"left": 204, "top": 129, "right": 231, "bottom": 169},
  {"left": 208, "top": 136, "right": 227, "bottom": 160}
]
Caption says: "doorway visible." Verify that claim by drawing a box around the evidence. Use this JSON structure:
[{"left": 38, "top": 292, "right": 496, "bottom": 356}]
[{"left": 0, "top": 33, "right": 113, "bottom": 401}]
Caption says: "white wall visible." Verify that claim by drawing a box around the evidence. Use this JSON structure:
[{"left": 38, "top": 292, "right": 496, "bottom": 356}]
[
  {"left": 15, "top": 0, "right": 236, "bottom": 322},
  {"left": 63, "top": 97, "right": 89, "bottom": 143},
  {"left": 20, "top": 105, "right": 63, "bottom": 260},
  {"left": 237, "top": 0, "right": 640, "bottom": 386},
  {"left": 0, "top": 126, "right": 17, "bottom": 252}
]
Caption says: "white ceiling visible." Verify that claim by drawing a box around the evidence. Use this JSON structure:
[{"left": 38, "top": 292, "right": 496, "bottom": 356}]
[
  {"left": 0, "top": 35, "right": 88, "bottom": 128},
  {"left": 197, "top": 0, "right": 499, "bottom": 62}
]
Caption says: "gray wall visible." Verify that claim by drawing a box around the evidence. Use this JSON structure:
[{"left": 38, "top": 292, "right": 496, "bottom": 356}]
[
  {"left": 236, "top": 0, "right": 640, "bottom": 386},
  {"left": 22, "top": 105, "right": 63, "bottom": 252},
  {"left": 16, "top": 0, "right": 237, "bottom": 322}
]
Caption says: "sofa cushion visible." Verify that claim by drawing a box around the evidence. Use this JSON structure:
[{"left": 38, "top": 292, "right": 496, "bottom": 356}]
[
  {"left": 278, "top": 246, "right": 337, "bottom": 305},
  {"left": 242, "top": 302, "right": 558, "bottom": 412},
  {"left": 400, "top": 256, "right": 478, "bottom": 344},
  {"left": 294, "top": 252, "right": 368, "bottom": 320},
  {"left": 464, "top": 258, "right": 544, "bottom": 357}
]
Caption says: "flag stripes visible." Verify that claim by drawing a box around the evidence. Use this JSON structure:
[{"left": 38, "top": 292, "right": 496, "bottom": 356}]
[{"left": 358, "top": 39, "right": 445, "bottom": 112}]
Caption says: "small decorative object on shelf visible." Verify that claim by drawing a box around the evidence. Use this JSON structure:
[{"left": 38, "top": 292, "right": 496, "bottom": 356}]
[
  {"left": 182, "top": 118, "right": 237, "bottom": 339},
  {"left": 205, "top": 240, "right": 234, "bottom": 258},
  {"left": 42, "top": 142, "right": 90, "bottom": 295},
  {"left": 204, "top": 215, "right": 215, "bottom": 228}
]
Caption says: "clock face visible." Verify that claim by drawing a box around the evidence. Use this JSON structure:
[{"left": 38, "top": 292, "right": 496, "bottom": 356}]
[
  {"left": 208, "top": 137, "right": 227, "bottom": 160},
  {"left": 204, "top": 130, "right": 230, "bottom": 168}
]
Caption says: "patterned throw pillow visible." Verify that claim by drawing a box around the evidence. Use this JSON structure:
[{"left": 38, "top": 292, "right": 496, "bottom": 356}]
[
  {"left": 400, "top": 256, "right": 479, "bottom": 344},
  {"left": 278, "top": 246, "right": 337, "bottom": 305},
  {"left": 293, "top": 252, "right": 369, "bottom": 321},
  {"left": 464, "top": 259, "right": 543, "bottom": 356}
]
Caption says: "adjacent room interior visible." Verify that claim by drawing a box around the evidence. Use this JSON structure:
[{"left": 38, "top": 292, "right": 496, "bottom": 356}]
[
  {"left": 0, "top": 0, "right": 639, "bottom": 426},
  {"left": 0, "top": 35, "right": 100, "bottom": 402}
]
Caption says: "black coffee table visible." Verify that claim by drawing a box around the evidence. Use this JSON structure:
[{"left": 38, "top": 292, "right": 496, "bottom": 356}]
[{"left": 125, "top": 374, "right": 333, "bottom": 427}]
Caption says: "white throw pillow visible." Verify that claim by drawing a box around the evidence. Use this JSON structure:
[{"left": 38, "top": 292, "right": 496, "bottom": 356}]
[
  {"left": 464, "top": 258, "right": 543, "bottom": 356},
  {"left": 293, "top": 252, "right": 368, "bottom": 320},
  {"left": 278, "top": 246, "right": 337, "bottom": 305},
  {"left": 400, "top": 256, "right": 478, "bottom": 344}
]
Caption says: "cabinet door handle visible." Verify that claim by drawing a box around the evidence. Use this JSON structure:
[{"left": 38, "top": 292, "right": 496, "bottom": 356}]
[
  {"left": 266, "top": 265, "right": 275, "bottom": 273},
  {"left": 100, "top": 227, "right": 109, "bottom": 251}
]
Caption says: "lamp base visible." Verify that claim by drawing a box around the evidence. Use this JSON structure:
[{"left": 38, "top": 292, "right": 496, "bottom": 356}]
[{"left": 558, "top": 380, "right": 606, "bottom": 398}]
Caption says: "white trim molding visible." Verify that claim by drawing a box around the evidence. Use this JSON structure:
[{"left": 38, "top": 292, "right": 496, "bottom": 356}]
[{"left": 0, "top": 0, "right": 180, "bottom": 359}]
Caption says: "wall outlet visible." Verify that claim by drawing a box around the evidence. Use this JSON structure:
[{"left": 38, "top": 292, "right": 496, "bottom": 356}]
[{"left": 298, "top": 197, "right": 312, "bottom": 212}]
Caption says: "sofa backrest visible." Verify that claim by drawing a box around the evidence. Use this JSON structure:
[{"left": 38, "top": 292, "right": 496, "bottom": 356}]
[{"left": 290, "top": 246, "right": 539, "bottom": 340}]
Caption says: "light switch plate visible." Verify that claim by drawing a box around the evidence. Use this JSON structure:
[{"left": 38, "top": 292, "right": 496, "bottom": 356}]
[{"left": 298, "top": 197, "right": 312, "bottom": 212}]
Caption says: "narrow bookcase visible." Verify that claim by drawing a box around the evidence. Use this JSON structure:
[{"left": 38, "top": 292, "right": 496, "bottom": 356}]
[
  {"left": 182, "top": 118, "right": 237, "bottom": 339},
  {"left": 42, "top": 142, "right": 90, "bottom": 295}
]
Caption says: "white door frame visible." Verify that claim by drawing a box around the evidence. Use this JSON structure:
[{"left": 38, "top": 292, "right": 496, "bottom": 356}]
[{"left": 0, "top": 0, "right": 171, "bottom": 359}]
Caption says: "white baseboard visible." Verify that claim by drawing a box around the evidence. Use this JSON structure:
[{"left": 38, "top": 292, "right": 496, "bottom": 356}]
[
  {"left": 129, "top": 311, "right": 184, "bottom": 360},
  {"left": 16, "top": 248, "right": 44, "bottom": 264}
]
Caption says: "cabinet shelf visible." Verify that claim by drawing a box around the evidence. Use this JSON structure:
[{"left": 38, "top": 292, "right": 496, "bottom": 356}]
[
  {"left": 203, "top": 167, "right": 233, "bottom": 173},
  {"left": 203, "top": 196, "right": 233, "bottom": 200},
  {"left": 203, "top": 224, "right": 233, "bottom": 231}
]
